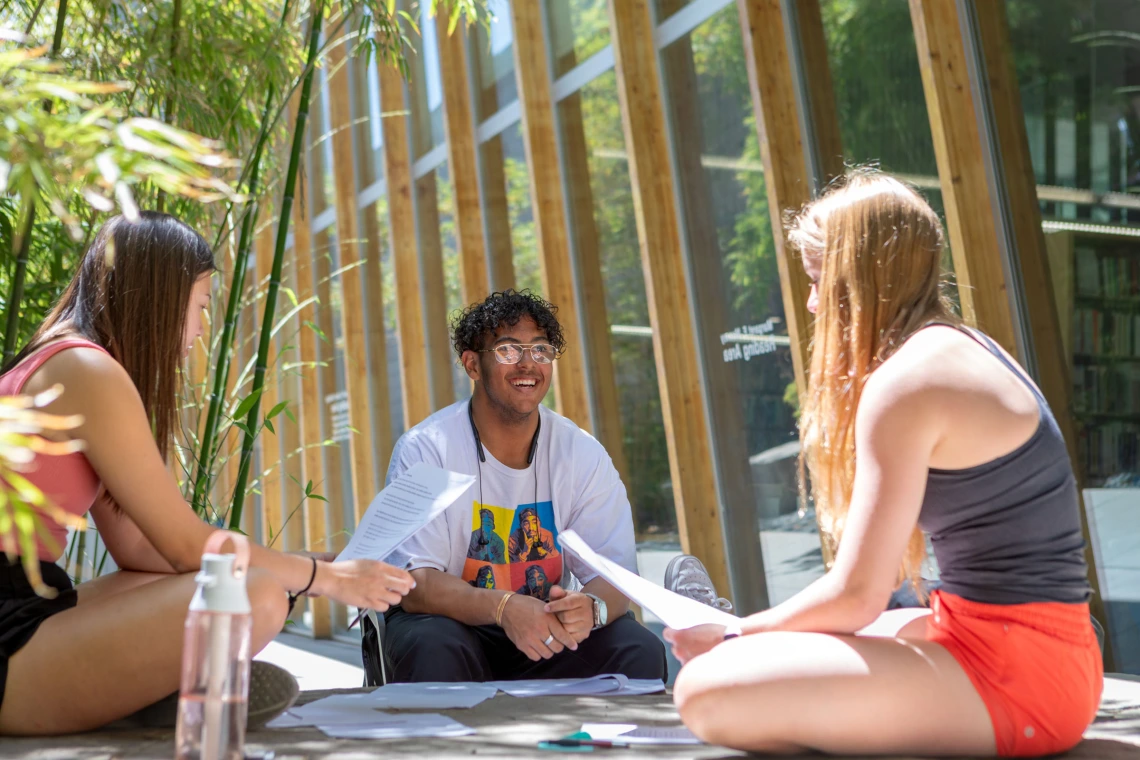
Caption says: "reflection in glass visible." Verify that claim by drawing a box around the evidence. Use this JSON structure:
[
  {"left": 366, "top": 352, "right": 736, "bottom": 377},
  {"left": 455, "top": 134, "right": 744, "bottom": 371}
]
[
  {"left": 819, "top": 2, "right": 956, "bottom": 303},
  {"left": 471, "top": 0, "right": 517, "bottom": 121},
  {"left": 545, "top": 0, "right": 611, "bottom": 79},
  {"left": 556, "top": 70, "right": 678, "bottom": 544},
  {"left": 1007, "top": 0, "right": 1140, "bottom": 673},
  {"left": 661, "top": 6, "right": 811, "bottom": 612}
]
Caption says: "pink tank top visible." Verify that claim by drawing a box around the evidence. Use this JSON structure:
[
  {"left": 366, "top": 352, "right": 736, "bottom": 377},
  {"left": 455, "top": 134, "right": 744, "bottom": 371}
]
[{"left": 0, "top": 339, "right": 107, "bottom": 561}]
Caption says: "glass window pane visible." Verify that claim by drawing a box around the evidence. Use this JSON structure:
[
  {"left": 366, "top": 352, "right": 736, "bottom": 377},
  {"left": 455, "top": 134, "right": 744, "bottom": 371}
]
[
  {"left": 407, "top": 1, "right": 445, "bottom": 158},
  {"left": 545, "top": 0, "right": 611, "bottom": 79},
  {"left": 557, "top": 70, "right": 678, "bottom": 545},
  {"left": 471, "top": 0, "right": 517, "bottom": 121},
  {"left": 653, "top": 0, "right": 695, "bottom": 23},
  {"left": 1007, "top": 0, "right": 1140, "bottom": 673},
  {"left": 434, "top": 162, "right": 469, "bottom": 404},
  {"left": 661, "top": 5, "right": 820, "bottom": 611},
  {"left": 820, "top": 2, "right": 957, "bottom": 300}
]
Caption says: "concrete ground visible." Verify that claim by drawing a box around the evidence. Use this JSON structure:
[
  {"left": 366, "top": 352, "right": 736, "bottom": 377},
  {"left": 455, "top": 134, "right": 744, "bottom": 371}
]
[
  {"left": 3, "top": 635, "right": 1140, "bottom": 759},
  {"left": 3, "top": 677, "right": 1139, "bottom": 759}
]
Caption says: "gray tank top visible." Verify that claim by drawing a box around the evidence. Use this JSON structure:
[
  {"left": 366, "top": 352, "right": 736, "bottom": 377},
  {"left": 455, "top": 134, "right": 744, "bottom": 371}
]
[{"left": 917, "top": 324, "right": 1091, "bottom": 605}]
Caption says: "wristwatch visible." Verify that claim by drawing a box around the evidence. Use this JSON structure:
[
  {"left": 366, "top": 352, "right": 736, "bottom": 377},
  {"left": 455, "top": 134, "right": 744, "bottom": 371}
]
[{"left": 584, "top": 593, "right": 607, "bottom": 629}]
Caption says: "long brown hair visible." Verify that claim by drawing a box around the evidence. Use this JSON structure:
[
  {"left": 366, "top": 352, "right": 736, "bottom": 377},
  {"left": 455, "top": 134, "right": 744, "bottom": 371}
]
[
  {"left": 788, "top": 170, "right": 958, "bottom": 590},
  {"left": 5, "top": 212, "right": 215, "bottom": 460}
]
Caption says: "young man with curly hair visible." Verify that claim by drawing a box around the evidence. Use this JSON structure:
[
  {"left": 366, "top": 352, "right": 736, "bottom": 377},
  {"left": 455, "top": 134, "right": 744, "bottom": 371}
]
[{"left": 377, "top": 290, "right": 667, "bottom": 683}]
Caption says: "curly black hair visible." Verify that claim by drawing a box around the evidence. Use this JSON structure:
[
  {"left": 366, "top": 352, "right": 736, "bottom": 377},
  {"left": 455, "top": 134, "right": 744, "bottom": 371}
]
[{"left": 450, "top": 289, "right": 566, "bottom": 357}]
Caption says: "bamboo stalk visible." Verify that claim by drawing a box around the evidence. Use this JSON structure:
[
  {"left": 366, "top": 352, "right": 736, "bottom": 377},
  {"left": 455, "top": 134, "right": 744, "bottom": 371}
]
[
  {"left": 2, "top": 0, "right": 68, "bottom": 362},
  {"left": 229, "top": 0, "right": 324, "bottom": 529}
]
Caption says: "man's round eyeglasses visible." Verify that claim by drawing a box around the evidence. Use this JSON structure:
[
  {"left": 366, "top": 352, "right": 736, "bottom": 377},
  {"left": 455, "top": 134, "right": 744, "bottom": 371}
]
[{"left": 478, "top": 343, "right": 557, "bottom": 365}]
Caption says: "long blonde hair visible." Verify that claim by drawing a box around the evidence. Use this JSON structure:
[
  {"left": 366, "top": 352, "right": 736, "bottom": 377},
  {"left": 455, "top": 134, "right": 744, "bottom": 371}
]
[{"left": 789, "top": 169, "right": 958, "bottom": 590}]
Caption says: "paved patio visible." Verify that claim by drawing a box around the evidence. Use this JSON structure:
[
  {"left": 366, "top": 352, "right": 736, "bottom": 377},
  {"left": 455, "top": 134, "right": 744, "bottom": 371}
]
[{"left": 4, "top": 677, "right": 1140, "bottom": 760}]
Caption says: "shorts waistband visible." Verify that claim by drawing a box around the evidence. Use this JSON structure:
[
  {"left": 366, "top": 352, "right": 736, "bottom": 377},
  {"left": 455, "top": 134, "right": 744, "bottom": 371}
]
[
  {"left": 0, "top": 557, "right": 73, "bottom": 598},
  {"left": 932, "top": 589, "right": 1094, "bottom": 646}
]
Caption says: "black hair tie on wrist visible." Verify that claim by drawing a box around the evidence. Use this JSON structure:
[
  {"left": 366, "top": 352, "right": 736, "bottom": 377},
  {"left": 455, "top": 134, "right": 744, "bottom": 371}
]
[{"left": 287, "top": 557, "right": 318, "bottom": 614}]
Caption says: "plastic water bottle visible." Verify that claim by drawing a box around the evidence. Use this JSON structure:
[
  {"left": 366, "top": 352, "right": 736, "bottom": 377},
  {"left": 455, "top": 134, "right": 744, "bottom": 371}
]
[{"left": 175, "top": 531, "right": 252, "bottom": 760}]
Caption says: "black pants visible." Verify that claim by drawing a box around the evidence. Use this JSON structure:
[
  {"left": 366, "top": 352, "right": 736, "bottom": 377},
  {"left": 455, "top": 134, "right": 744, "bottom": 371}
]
[{"left": 382, "top": 607, "right": 668, "bottom": 683}]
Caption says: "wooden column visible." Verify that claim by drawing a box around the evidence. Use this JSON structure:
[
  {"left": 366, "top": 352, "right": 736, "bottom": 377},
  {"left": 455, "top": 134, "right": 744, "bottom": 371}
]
[
  {"left": 910, "top": 0, "right": 1110, "bottom": 663},
  {"left": 435, "top": 12, "right": 491, "bottom": 304},
  {"left": 310, "top": 78, "right": 349, "bottom": 628},
  {"left": 655, "top": 0, "right": 768, "bottom": 612},
  {"left": 792, "top": 0, "right": 845, "bottom": 184},
  {"left": 279, "top": 256, "right": 306, "bottom": 555},
  {"left": 291, "top": 144, "right": 332, "bottom": 636},
  {"left": 351, "top": 49, "right": 394, "bottom": 474},
  {"left": 546, "top": 0, "right": 630, "bottom": 490},
  {"left": 738, "top": 0, "right": 843, "bottom": 567},
  {"left": 378, "top": 60, "right": 435, "bottom": 428},
  {"left": 254, "top": 210, "right": 285, "bottom": 546},
  {"left": 737, "top": 0, "right": 823, "bottom": 396},
  {"left": 406, "top": 38, "right": 457, "bottom": 411},
  {"left": 510, "top": 0, "right": 591, "bottom": 432},
  {"left": 607, "top": 0, "right": 729, "bottom": 596},
  {"left": 909, "top": 0, "right": 1017, "bottom": 353},
  {"left": 327, "top": 39, "right": 378, "bottom": 524},
  {"left": 471, "top": 22, "right": 517, "bottom": 292}
]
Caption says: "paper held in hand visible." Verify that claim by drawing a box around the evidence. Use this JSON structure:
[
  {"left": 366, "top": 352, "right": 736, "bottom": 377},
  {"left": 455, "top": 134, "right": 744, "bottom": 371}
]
[
  {"left": 558, "top": 530, "right": 741, "bottom": 631},
  {"left": 335, "top": 463, "right": 476, "bottom": 563}
]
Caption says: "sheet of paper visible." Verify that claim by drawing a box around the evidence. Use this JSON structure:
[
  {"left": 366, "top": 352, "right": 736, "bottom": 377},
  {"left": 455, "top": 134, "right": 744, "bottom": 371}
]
[
  {"left": 264, "top": 710, "right": 305, "bottom": 729},
  {"left": 488, "top": 674, "right": 627, "bottom": 697},
  {"left": 581, "top": 723, "right": 702, "bottom": 745},
  {"left": 616, "top": 678, "right": 666, "bottom": 696},
  {"left": 336, "top": 463, "right": 475, "bottom": 562},
  {"left": 559, "top": 530, "right": 741, "bottom": 630},
  {"left": 318, "top": 713, "right": 475, "bottom": 740},
  {"left": 366, "top": 682, "right": 498, "bottom": 709},
  {"left": 283, "top": 693, "right": 387, "bottom": 726}
]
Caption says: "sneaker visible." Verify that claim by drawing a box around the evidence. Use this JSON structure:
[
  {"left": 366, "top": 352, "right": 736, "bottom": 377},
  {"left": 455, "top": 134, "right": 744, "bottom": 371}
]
[
  {"left": 115, "top": 661, "right": 299, "bottom": 730},
  {"left": 664, "top": 555, "right": 733, "bottom": 612}
]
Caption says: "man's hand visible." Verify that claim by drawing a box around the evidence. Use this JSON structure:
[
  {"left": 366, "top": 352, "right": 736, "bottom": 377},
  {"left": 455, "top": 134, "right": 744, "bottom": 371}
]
[
  {"left": 662, "top": 624, "right": 728, "bottom": 665},
  {"left": 500, "top": 594, "right": 578, "bottom": 661},
  {"left": 543, "top": 585, "right": 594, "bottom": 644}
]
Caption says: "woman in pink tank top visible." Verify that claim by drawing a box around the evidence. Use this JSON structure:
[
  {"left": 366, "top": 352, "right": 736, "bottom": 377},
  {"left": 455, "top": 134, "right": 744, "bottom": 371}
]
[{"left": 0, "top": 212, "right": 414, "bottom": 735}]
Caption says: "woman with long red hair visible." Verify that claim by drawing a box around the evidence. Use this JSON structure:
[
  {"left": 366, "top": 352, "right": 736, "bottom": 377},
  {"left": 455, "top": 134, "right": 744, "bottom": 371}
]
[{"left": 666, "top": 171, "right": 1102, "bottom": 757}]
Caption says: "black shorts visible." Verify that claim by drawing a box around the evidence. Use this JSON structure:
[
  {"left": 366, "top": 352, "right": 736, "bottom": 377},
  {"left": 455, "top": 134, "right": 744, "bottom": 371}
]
[{"left": 0, "top": 558, "right": 77, "bottom": 711}]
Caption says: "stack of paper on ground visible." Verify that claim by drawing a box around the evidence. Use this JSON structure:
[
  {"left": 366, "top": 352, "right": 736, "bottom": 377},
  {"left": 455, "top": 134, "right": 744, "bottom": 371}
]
[
  {"left": 559, "top": 531, "right": 741, "bottom": 630},
  {"left": 266, "top": 683, "right": 497, "bottom": 735},
  {"left": 580, "top": 723, "right": 702, "bottom": 746},
  {"left": 488, "top": 673, "right": 664, "bottom": 697},
  {"left": 318, "top": 714, "right": 475, "bottom": 740}
]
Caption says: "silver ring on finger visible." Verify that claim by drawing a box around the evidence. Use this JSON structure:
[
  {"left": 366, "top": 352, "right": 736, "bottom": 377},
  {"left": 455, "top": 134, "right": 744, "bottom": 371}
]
[{"left": 544, "top": 634, "right": 555, "bottom": 646}]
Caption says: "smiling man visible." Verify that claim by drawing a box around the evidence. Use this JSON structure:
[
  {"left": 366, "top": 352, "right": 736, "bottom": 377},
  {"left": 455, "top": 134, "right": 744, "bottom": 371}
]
[{"left": 373, "top": 290, "right": 666, "bottom": 684}]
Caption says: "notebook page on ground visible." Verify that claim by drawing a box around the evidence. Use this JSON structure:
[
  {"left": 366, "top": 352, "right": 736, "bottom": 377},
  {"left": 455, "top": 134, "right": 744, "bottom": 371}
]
[
  {"left": 489, "top": 674, "right": 666, "bottom": 697},
  {"left": 318, "top": 713, "right": 475, "bottom": 739},
  {"left": 488, "top": 674, "right": 626, "bottom": 697},
  {"left": 558, "top": 531, "right": 741, "bottom": 630},
  {"left": 336, "top": 463, "right": 475, "bottom": 562},
  {"left": 580, "top": 723, "right": 702, "bottom": 745},
  {"left": 366, "top": 682, "right": 498, "bottom": 709}
]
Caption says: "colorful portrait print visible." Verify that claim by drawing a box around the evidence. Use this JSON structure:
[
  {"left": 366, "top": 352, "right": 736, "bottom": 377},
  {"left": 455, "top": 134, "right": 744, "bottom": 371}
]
[
  {"left": 463, "top": 501, "right": 514, "bottom": 591},
  {"left": 462, "top": 499, "right": 561, "bottom": 600},
  {"left": 507, "top": 501, "right": 561, "bottom": 599}
]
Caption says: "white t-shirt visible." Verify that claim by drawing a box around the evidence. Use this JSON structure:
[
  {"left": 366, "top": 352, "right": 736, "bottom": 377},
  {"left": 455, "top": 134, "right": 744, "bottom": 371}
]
[{"left": 384, "top": 400, "right": 637, "bottom": 601}]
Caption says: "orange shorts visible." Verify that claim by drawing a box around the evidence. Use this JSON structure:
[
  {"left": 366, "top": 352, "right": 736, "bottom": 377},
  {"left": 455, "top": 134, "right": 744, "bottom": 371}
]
[{"left": 927, "top": 590, "right": 1103, "bottom": 757}]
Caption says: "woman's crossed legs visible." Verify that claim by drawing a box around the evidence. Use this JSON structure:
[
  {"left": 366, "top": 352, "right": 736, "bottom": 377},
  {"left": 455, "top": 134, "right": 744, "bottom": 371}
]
[
  {"left": 0, "top": 567, "right": 288, "bottom": 735},
  {"left": 673, "top": 609, "right": 997, "bottom": 756}
]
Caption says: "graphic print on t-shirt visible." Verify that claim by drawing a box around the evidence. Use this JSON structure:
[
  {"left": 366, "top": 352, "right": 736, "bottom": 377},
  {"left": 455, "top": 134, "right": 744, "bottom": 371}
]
[{"left": 462, "top": 499, "right": 561, "bottom": 600}]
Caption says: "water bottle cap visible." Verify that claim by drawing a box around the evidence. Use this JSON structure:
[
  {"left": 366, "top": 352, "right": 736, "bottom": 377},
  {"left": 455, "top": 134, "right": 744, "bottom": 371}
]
[{"left": 190, "top": 533, "right": 252, "bottom": 614}]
